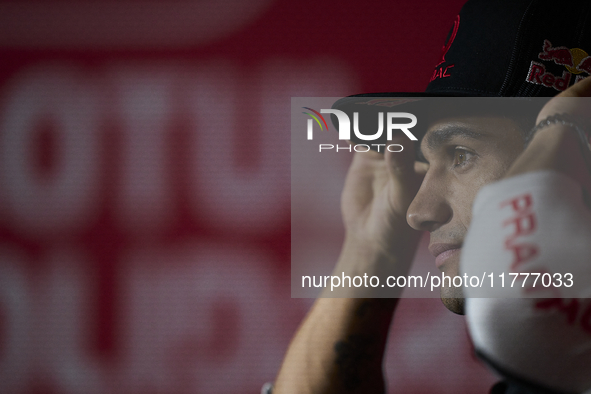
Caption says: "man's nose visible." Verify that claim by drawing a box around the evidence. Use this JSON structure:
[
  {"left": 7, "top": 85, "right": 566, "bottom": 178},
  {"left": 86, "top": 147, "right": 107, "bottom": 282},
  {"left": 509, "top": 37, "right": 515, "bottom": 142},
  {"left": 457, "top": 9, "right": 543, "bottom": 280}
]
[{"left": 406, "top": 174, "right": 452, "bottom": 232}]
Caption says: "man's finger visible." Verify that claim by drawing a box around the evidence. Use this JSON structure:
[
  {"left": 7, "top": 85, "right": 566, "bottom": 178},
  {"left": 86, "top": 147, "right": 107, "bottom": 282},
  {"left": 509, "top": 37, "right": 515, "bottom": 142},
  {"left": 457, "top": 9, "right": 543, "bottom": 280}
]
[
  {"left": 384, "top": 135, "right": 422, "bottom": 207},
  {"left": 559, "top": 75, "right": 591, "bottom": 97}
]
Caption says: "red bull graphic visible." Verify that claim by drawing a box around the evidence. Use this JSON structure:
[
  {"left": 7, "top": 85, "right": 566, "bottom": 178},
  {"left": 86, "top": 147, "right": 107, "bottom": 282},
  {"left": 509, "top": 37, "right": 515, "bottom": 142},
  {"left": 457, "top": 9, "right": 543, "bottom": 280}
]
[
  {"left": 538, "top": 40, "right": 574, "bottom": 67},
  {"left": 577, "top": 56, "right": 591, "bottom": 74},
  {"left": 526, "top": 39, "right": 590, "bottom": 91}
]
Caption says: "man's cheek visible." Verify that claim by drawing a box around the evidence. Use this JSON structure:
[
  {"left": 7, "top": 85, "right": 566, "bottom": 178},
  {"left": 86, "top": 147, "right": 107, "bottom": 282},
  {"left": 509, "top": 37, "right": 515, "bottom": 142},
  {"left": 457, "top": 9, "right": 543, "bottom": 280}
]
[{"left": 451, "top": 179, "right": 482, "bottom": 228}]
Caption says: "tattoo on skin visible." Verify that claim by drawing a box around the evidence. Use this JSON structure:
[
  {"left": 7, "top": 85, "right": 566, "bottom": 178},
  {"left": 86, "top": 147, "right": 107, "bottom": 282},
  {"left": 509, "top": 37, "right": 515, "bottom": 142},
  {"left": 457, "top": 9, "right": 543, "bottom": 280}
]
[
  {"left": 334, "top": 334, "right": 375, "bottom": 390},
  {"left": 332, "top": 299, "right": 393, "bottom": 390},
  {"left": 355, "top": 300, "right": 372, "bottom": 318},
  {"left": 355, "top": 299, "right": 392, "bottom": 319}
]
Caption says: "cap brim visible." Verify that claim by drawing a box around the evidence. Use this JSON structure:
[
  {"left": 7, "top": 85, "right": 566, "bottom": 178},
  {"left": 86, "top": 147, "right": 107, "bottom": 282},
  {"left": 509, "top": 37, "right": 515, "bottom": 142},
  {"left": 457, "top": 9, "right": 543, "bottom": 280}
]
[{"left": 331, "top": 93, "right": 548, "bottom": 148}]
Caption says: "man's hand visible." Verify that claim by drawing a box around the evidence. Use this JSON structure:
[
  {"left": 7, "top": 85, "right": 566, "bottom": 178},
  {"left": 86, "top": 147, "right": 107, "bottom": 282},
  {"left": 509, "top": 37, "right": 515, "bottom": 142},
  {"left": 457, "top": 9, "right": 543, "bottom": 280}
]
[
  {"left": 336, "top": 136, "right": 427, "bottom": 286},
  {"left": 274, "top": 136, "right": 427, "bottom": 394},
  {"left": 505, "top": 77, "right": 591, "bottom": 191},
  {"left": 535, "top": 75, "right": 591, "bottom": 124},
  {"left": 463, "top": 77, "right": 591, "bottom": 394}
]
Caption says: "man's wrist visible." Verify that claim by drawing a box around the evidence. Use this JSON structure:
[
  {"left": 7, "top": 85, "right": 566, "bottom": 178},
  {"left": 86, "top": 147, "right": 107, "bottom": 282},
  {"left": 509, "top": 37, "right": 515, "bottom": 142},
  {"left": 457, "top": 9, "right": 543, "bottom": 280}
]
[
  {"left": 528, "top": 113, "right": 590, "bottom": 149},
  {"left": 506, "top": 121, "right": 591, "bottom": 191},
  {"left": 323, "top": 234, "right": 418, "bottom": 298}
]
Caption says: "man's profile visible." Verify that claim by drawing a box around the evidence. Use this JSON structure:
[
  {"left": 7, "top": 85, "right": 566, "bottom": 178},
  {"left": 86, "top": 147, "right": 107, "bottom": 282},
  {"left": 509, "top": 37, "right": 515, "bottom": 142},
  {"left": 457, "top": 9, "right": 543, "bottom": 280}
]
[{"left": 274, "top": 0, "right": 591, "bottom": 392}]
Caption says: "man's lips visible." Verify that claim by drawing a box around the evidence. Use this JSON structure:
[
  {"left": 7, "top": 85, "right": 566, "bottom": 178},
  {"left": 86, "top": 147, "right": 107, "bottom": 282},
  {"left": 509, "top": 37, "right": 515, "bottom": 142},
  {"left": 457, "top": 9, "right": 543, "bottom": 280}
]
[{"left": 429, "top": 243, "right": 462, "bottom": 269}]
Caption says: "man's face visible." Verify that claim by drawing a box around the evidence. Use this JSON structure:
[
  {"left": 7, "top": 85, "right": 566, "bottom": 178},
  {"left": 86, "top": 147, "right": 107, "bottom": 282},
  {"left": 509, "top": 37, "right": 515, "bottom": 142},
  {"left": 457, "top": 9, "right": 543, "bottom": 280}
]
[{"left": 406, "top": 115, "right": 526, "bottom": 314}]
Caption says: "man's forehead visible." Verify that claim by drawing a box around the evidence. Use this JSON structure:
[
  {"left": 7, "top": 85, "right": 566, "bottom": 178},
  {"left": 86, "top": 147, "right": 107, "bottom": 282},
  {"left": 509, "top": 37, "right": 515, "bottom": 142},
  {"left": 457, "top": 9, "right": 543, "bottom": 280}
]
[
  {"left": 417, "top": 116, "right": 525, "bottom": 159},
  {"left": 422, "top": 123, "right": 488, "bottom": 150}
]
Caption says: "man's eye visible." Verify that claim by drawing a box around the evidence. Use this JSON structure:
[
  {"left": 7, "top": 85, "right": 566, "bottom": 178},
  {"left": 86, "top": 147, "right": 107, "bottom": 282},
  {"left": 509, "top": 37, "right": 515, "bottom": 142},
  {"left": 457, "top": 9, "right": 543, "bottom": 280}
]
[{"left": 453, "top": 148, "right": 473, "bottom": 167}]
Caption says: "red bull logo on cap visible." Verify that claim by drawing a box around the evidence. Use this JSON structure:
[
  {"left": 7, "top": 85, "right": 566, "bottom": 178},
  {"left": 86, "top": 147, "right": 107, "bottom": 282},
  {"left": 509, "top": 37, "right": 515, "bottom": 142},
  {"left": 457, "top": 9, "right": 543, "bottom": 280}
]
[{"left": 526, "top": 39, "right": 590, "bottom": 91}]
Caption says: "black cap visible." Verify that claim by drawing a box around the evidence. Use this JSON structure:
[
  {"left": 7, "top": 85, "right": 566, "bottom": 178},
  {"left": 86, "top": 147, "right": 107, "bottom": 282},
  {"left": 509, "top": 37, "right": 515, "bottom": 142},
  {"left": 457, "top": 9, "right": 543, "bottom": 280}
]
[{"left": 333, "top": 0, "right": 591, "bottom": 144}]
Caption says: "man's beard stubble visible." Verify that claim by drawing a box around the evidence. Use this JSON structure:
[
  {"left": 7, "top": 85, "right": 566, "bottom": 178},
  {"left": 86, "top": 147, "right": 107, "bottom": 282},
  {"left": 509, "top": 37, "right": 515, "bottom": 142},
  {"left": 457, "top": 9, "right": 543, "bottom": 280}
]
[{"left": 441, "top": 285, "right": 465, "bottom": 315}]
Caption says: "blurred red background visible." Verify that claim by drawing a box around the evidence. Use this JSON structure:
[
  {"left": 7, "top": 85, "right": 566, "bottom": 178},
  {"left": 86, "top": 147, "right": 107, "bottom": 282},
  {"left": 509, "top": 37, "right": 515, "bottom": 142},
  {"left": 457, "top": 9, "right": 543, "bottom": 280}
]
[{"left": 0, "top": 0, "right": 501, "bottom": 392}]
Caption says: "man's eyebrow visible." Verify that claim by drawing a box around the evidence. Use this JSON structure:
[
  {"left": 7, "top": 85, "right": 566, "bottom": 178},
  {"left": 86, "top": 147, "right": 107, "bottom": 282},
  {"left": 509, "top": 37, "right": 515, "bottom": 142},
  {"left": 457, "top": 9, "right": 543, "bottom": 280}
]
[{"left": 424, "top": 125, "right": 488, "bottom": 150}]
